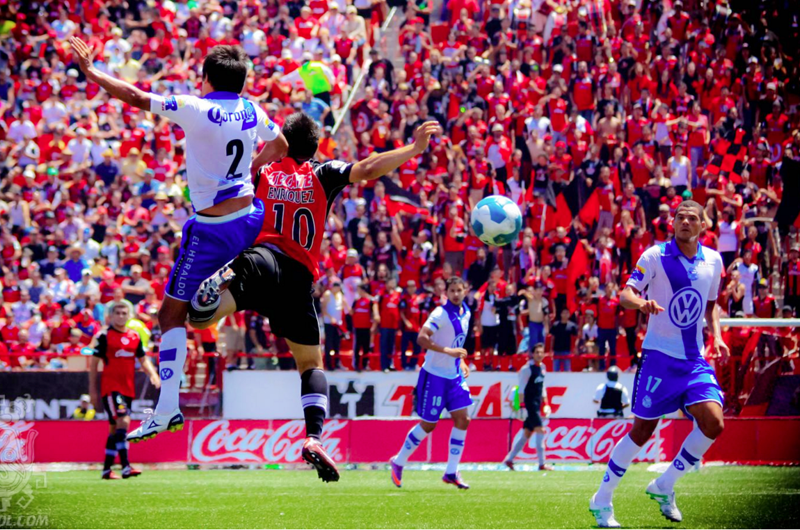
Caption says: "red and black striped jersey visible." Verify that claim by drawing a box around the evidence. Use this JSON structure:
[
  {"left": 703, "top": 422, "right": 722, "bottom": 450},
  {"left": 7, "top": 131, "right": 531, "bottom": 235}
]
[{"left": 254, "top": 158, "right": 352, "bottom": 279}]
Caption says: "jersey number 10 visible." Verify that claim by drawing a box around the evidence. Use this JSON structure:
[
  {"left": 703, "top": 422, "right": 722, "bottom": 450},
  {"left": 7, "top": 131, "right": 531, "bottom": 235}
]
[{"left": 273, "top": 204, "right": 316, "bottom": 250}]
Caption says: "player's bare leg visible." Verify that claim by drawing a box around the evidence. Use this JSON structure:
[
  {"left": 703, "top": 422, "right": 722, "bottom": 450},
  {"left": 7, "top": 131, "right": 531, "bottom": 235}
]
[
  {"left": 391, "top": 420, "right": 436, "bottom": 487},
  {"left": 288, "top": 339, "right": 340, "bottom": 483},
  {"left": 647, "top": 401, "right": 724, "bottom": 523},
  {"left": 590, "top": 417, "right": 658, "bottom": 528},
  {"left": 127, "top": 297, "right": 187, "bottom": 442}
]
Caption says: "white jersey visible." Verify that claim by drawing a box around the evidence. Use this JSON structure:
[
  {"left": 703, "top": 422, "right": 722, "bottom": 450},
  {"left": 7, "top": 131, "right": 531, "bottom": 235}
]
[
  {"left": 627, "top": 240, "right": 723, "bottom": 360},
  {"left": 149, "top": 92, "right": 279, "bottom": 212},
  {"left": 421, "top": 301, "right": 471, "bottom": 379}
]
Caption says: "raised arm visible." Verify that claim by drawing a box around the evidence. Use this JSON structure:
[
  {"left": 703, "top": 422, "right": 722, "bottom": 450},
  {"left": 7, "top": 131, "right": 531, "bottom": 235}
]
[
  {"left": 69, "top": 37, "right": 151, "bottom": 111},
  {"left": 349, "top": 121, "right": 441, "bottom": 183}
]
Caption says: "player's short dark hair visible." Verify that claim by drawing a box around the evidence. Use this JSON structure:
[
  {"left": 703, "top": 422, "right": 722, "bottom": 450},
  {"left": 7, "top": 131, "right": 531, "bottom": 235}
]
[
  {"left": 283, "top": 112, "right": 320, "bottom": 161},
  {"left": 532, "top": 342, "right": 544, "bottom": 352},
  {"left": 676, "top": 199, "right": 704, "bottom": 218},
  {"left": 445, "top": 276, "right": 466, "bottom": 290},
  {"left": 203, "top": 46, "right": 249, "bottom": 94}
]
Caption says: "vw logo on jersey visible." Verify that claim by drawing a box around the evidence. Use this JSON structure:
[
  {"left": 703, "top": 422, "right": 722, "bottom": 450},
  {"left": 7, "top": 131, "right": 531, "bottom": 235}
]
[
  {"left": 668, "top": 287, "right": 703, "bottom": 329},
  {"left": 160, "top": 368, "right": 174, "bottom": 380},
  {"left": 452, "top": 333, "right": 466, "bottom": 349}
]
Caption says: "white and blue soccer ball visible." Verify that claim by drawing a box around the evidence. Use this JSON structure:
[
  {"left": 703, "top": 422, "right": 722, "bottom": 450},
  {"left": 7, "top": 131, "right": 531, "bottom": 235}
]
[{"left": 470, "top": 195, "right": 523, "bottom": 247}]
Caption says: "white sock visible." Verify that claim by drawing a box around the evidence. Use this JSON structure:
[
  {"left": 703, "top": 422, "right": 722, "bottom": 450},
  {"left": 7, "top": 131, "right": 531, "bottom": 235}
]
[
  {"left": 656, "top": 426, "right": 715, "bottom": 492},
  {"left": 154, "top": 328, "right": 187, "bottom": 414},
  {"left": 596, "top": 434, "right": 642, "bottom": 505},
  {"left": 505, "top": 430, "right": 529, "bottom": 462},
  {"left": 534, "top": 432, "right": 545, "bottom": 466},
  {"left": 394, "top": 424, "right": 428, "bottom": 466},
  {"left": 445, "top": 427, "right": 467, "bottom": 475}
]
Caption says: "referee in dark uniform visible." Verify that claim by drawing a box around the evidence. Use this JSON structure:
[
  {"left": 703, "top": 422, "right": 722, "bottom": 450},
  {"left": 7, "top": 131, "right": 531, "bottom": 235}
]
[
  {"left": 503, "top": 343, "right": 553, "bottom": 470},
  {"left": 593, "top": 366, "right": 631, "bottom": 418}
]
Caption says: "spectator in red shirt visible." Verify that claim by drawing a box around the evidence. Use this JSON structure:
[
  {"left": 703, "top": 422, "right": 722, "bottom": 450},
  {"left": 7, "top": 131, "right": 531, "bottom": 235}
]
[
  {"left": 596, "top": 282, "right": 620, "bottom": 370},
  {"left": 379, "top": 277, "right": 402, "bottom": 372},
  {"left": 399, "top": 280, "right": 425, "bottom": 370}
]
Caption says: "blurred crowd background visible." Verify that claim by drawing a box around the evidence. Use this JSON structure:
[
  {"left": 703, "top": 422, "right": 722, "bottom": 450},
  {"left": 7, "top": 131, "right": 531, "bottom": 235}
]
[{"left": 1, "top": 0, "right": 799, "bottom": 382}]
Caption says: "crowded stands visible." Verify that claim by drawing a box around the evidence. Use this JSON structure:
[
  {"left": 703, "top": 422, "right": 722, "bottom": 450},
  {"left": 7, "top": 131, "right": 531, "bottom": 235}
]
[{"left": 1, "top": 0, "right": 799, "bottom": 379}]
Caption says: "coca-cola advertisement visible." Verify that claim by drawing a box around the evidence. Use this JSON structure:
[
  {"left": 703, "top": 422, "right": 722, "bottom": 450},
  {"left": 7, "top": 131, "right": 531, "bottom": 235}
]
[
  {"left": 3, "top": 418, "right": 798, "bottom": 464},
  {"left": 189, "top": 420, "right": 350, "bottom": 464}
]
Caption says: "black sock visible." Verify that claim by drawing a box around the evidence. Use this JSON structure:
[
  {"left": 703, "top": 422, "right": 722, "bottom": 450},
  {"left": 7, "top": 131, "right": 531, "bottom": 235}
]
[
  {"left": 300, "top": 369, "right": 328, "bottom": 439},
  {"left": 103, "top": 434, "right": 117, "bottom": 471},
  {"left": 115, "top": 429, "right": 130, "bottom": 468}
]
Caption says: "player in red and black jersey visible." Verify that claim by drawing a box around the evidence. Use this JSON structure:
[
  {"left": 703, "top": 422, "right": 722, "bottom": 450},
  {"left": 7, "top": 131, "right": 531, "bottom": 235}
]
[
  {"left": 189, "top": 113, "right": 441, "bottom": 482},
  {"left": 89, "top": 302, "right": 160, "bottom": 480}
]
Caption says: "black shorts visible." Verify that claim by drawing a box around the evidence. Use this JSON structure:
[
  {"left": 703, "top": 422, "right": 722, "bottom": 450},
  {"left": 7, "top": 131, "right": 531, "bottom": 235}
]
[
  {"left": 524, "top": 399, "right": 543, "bottom": 429},
  {"left": 482, "top": 325, "right": 499, "bottom": 349},
  {"left": 228, "top": 246, "right": 320, "bottom": 346},
  {"left": 103, "top": 392, "right": 133, "bottom": 425}
]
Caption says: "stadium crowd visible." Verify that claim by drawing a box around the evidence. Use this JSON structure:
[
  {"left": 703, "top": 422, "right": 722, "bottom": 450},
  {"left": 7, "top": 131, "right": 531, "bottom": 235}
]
[{"left": 1, "top": 0, "right": 799, "bottom": 378}]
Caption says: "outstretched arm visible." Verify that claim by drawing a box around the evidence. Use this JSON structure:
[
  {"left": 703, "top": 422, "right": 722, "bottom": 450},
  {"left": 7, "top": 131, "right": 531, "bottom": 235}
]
[
  {"left": 349, "top": 121, "right": 441, "bottom": 183},
  {"left": 70, "top": 37, "right": 151, "bottom": 111}
]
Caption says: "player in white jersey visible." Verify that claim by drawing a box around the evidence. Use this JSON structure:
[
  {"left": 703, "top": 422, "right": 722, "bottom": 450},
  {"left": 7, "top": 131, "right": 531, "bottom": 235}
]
[
  {"left": 390, "top": 277, "right": 473, "bottom": 490},
  {"left": 69, "top": 38, "right": 288, "bottom": 442},
  {"left": 589, "top": 200, "right": 730, "bottom": 528}
]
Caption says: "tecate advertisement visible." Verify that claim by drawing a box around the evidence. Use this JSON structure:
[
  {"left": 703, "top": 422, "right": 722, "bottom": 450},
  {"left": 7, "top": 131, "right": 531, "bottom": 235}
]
[{"left": 222, "top": 371, "right": 640, "bottom": 420}]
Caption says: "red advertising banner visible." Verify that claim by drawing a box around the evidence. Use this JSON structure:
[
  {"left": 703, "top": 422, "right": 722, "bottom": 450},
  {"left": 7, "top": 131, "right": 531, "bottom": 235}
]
[{"left": 3, "top": 418, "right": 798, "bottom": 465}]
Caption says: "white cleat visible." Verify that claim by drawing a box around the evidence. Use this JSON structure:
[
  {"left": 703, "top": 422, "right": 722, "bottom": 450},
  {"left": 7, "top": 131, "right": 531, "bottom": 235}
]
[
  {"left": 589, "top": 494, "right": 621, "bottom": 528},
  {"left": 126, "top": 408, "right": 184, "bottom": 443},
  {"left": 646, "top": 479, "right": 683, "bottom": 523}
]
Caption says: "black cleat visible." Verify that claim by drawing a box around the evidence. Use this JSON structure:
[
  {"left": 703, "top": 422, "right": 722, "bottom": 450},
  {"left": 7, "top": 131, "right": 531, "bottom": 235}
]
[{"left": 302, "top": 437, "right": 340, "bottom": 483}]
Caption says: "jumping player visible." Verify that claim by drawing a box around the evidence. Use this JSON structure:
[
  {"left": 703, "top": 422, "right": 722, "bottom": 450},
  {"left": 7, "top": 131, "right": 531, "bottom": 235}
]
[
  {"left": 68, "top": 38, "right": 288, "bottom": 443},
  {"left": 503, "top": 342, "right": 553, "bottom": 471},
  {"left": 390, "top": 276, "right": 473, "bottom": 490},
  {"left": 189, "top": 113, "right": 442, "bottom": 482},
  {"left": 589, "top": 200, "right": 729, "bottom": 528},
  {"left": 89, "top": 302, "right": 160, "bottom": 480}
]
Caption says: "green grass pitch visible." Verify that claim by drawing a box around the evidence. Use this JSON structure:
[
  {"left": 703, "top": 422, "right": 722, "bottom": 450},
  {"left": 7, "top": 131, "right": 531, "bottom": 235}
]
[{"left": 10, "top": 465, "right": 800, "bottom": 528}]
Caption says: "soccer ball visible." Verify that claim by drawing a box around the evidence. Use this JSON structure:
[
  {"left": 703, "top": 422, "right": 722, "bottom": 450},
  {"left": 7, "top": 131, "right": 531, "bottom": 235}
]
[{"left": 470, "top": 195, "right": 523, "bottom": 247}]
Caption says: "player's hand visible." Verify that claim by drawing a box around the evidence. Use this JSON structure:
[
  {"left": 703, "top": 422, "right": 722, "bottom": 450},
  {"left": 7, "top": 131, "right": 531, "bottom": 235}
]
[
  {"left": 710, "top": 336, "right": 730, "bottom": 364},
  {"left": 638, "top": 299, "right": 665, "bottom": 315},
  {"left": 460, "top": 359, "right": 470, "bottom": 378},
  {"left": 412, "top": 121, "right": 442, "bottom": 154},
  {"left": 150, "top": 374, "right": 161, "bottom": 389},
  {"left": 69, "top": 37, "right": 97, "bottom": 76},
  {"left": 444, "top": 347, "right": 468, "bottom": 358},
  {"left": 543, "top": 405, "right": 551, "bottom": 417}
]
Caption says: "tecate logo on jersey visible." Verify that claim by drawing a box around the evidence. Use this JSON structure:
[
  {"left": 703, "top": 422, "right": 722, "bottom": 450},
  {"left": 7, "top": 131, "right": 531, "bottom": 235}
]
[
  {"left": 190, "top": 420, "right": 347, "bottom": 463},
  {"left": 265, "top": 171, "right": 314, "bottom": 190},
  {"left": 668, "top": 287, "right": 703, "bottom": 329}
]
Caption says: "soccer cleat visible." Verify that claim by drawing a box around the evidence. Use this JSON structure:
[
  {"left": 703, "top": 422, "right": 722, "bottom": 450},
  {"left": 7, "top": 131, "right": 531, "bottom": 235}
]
[
  {"left": 390, "top": 458, "right": 404, "bottom": 487},
  {"left": 589, "top": 493, "right": 621, "bottom": 528},
  {"left": 442, "top": 472, "right": 470, "bottom": 490},
  {"left": 504, "top": 460, "right": 515, "bottom": 471},
  {"left": 539, "top": 464, "right": 554, "bottom": 471},
  {"left": 646, "top": 479, "right": 683, "bottom": 523},
  {"left": 189, "top": 265, "right": 235, "bottom": 323},
  {"left": 102, "top": 470, "right": 121, "bottom": 480},
  {"left": 126, "top": 408, "right": 184, "bottom": 443},
  {"left": 122, "top": 466, "right": 142, "bottom": 479},
  {"left": 302, "top": 437, "right": 340, "bottom": 483}
]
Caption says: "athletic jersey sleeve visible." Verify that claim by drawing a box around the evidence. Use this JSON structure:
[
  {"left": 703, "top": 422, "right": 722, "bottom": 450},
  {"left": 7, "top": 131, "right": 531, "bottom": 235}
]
[
  {"left": 135, "top": 337, "right": 145, "bottom": 359},
  {"left": 313, "top": 160, "right": 353, "bottom": 204},
  {"left": 93, "top": 333, "right": 108, "bottom": 361},
  {"left": 594, "top": 383, "right": 605, "bottom": 401},
  {"left": 518, "top": 364, "right": 531, "bottom": 390},
  {"left": 707, "top": 250, "right": 723, "bottom": 302},
  {"left": 627, "top": 246, "right": 658, "bottom": 292},
  {"left": 149, "top": 94, "right": 201, "bottom": 128},
  {"left": 254, "top": 104, "right": 280, "bottom": 142},
  {"left": 423, "top": 306, "right": 446, "bottom": 332},
  {"left": 621, "top": 386, "right": 631, "bottom": 406}
]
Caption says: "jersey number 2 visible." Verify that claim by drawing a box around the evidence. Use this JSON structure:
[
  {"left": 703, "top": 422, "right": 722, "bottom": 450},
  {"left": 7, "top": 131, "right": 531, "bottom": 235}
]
[
  {"left": 226, "top": 139, "right": 244, "bottom": 180},
  {"left": 273, "top": 204, "right": 316, "bottom": 250}
]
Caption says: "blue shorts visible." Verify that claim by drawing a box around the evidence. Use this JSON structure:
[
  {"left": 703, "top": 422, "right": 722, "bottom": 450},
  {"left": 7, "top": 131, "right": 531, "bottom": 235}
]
[
  {"left": 632, "top": 348, "right": 724, "bottom": 420},
  {"left": 165, "top": 199, "right": 264, "bottom": 302},
  {"left": 415, "top": 368, "right": 473, "bottom": 423}
]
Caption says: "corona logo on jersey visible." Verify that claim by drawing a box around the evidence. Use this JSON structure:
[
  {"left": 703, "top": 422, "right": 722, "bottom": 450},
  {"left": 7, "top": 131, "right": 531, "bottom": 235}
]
[
  {"left": 206, "top": 100, "right": 257, "bottom": 130},
  {"left": 668, "top": 287, "right": 703, "bottom": 329}
]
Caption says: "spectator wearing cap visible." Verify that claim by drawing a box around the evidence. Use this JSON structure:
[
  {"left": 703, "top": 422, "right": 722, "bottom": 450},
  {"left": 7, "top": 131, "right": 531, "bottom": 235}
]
[
  {"left": 121, "top": 265, "right": 149, "bottom": 306},
  {"left": 95, "top": 149, "right": 121, "bottom": 187},
  {"left": 76, "top": 269, "right": 100, "bottom": 308},
  {"left": 51, "top": 269, "right": 76, "bottom": 305},
  {"left": 66, "top": 128, "right": 92, "bottom": 165},
  {"left": 63, "top": 245, "right": 91, "bottom": 284},
  {"left": 39, "top": 246, "right": 61, "bottom": 279}
]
